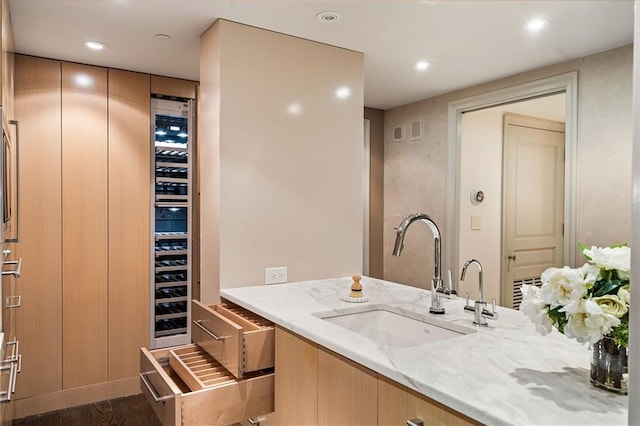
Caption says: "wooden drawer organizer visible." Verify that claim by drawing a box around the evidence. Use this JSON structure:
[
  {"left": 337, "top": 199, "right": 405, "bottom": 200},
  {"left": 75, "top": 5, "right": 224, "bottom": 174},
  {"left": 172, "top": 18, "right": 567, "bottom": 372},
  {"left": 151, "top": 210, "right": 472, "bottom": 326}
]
[
  {"left": 140, "top": 301, "right": 275, "bottom": 425},
  {"left": 191, "top": 300, "right": 275, "bottom": 379},
  {"left": 140, "top": 345, "right": 274, "bottom": 426}
]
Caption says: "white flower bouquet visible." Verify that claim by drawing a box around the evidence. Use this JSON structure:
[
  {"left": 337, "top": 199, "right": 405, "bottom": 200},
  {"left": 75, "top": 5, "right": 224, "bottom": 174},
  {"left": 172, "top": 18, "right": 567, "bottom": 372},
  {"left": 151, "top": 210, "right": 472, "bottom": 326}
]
[{"left": 520, "top": 244, "right": 630, "bottom": 348}]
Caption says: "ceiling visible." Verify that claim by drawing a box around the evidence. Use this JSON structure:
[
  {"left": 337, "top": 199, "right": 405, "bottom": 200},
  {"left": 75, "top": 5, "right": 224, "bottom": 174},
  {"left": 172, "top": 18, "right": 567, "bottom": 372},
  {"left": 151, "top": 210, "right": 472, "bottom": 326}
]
[{"left": 8, "top": 0, "right": 635, "bottom": 110}]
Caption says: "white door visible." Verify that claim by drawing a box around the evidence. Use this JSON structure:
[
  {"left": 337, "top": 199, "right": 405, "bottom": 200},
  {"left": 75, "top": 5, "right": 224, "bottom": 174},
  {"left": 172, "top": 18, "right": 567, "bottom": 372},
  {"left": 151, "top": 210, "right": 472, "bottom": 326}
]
[{"left": 502, "top": 113, "right": 565, "bottom": 308}]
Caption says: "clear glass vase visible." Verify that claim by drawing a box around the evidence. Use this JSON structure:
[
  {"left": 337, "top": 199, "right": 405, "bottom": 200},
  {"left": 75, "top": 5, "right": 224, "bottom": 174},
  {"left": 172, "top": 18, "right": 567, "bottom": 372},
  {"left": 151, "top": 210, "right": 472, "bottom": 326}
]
[{"left": 590, "top": 337, "right": 628, "bottom": 394}]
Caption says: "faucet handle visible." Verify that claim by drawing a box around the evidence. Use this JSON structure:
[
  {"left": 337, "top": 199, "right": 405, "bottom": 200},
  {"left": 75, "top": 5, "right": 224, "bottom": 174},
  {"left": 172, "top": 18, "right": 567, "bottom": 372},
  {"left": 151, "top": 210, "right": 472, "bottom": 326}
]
[
  {"left": 463, "top": 293, "right": 475, "bottom": 314},
  {"left": 480, "top": 299, "right": 499, "bottom": 320}
]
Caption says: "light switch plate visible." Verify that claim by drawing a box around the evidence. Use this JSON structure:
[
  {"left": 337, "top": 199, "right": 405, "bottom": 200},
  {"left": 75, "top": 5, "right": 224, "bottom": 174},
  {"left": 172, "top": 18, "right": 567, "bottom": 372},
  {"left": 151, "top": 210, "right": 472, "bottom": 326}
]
[{"left": 471, "top": 215, "right": 482, "bottom": 230}]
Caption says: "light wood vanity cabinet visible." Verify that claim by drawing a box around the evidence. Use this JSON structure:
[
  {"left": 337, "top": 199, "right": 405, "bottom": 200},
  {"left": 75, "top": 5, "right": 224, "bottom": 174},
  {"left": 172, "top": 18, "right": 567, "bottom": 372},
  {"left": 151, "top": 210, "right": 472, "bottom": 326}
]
[
  {"left": 274, "top": 326, "right": 478, "bottom": 426},
  {"left": 378, "top": 376, "right": 480, "bottom": 426},
  {"left": 140, "top": 300, "right": 275, "bottom": 426}
]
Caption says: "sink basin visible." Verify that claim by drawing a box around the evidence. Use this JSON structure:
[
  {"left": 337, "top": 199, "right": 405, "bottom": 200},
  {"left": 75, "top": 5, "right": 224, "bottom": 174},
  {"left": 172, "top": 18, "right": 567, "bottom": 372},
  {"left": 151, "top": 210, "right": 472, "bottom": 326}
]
[{"left": 317, "top": 306, "right": 475, "bottom": 347}]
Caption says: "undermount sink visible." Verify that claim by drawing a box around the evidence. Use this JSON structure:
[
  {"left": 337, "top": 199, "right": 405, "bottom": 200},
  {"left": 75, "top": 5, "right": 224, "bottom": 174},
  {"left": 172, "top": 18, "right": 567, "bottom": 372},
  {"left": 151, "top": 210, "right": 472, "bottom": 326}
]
[{"left": 316, "top": 306, "right": 476, "bottom": 347}]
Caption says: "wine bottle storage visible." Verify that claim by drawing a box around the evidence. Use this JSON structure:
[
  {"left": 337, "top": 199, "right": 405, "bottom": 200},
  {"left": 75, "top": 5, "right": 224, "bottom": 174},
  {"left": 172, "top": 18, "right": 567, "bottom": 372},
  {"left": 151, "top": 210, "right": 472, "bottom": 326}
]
[{"left": 150, "top": 96, "right": 193, "bottom": 349}]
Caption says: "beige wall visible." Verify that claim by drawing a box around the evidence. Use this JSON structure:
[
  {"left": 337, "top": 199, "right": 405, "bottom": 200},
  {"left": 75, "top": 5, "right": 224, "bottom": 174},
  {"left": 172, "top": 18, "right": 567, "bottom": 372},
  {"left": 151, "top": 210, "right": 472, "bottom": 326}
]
[
  {"left": 200, "top": 20, "right": 365, "bottom": 303},
  {"left": 385, "top": 45, "right": 633, "bottom": 289}
]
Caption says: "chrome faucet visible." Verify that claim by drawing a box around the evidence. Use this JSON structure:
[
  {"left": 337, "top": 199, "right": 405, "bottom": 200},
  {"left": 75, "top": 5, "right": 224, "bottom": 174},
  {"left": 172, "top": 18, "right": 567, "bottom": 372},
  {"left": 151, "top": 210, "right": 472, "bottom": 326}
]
[
  {"left": 392, "top": 213, "right": 446, "bottom": 314},
  {"left": 460, "top": 259, "right": 498, "bottom": 326}
]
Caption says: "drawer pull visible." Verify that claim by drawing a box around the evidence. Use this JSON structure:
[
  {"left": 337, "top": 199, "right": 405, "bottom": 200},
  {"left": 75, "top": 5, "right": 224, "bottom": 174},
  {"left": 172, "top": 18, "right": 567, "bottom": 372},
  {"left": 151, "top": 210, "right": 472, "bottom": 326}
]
[
  {"left": 139, "top": 372, "right": 172, "bottom": 403},
  {"left": 5, "top": 340, "right": 19, "bottom": 364},
  {"left": 2, "top": 257, "right": 22, "bottom": 278},
  {"left": 0, "top": 362, "right": 17, "bottom": 403},
  {"left": 193, "top": 319, "right": 228, "bottom": 341},
  {"left": 5, "top": 295, "right": 21, "bottom": 309}
]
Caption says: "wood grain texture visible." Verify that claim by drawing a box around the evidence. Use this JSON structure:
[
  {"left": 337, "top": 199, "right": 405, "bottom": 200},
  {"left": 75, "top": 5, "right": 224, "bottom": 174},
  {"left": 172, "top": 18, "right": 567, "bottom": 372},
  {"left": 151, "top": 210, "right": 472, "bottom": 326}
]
[
  {"left": 317, "top": 347, "right": 378, "bottom": 426},
  {"left": 150, "top": 75, "right": 197, "bottom": 99},
  {"left": 274, "top": 326, "right": 318, "bottom": 426},
  {"left": 107, "top": 69, "right": 150, "bottom": 380},
  {"left": 14, "top": 55, "right": 63, "bottom": 398},
  {"left": 61, "top": 62, "right": 108, "bottom": 389},
  {"left": 378, "top": 375, "right": 480, "bottom": 426}
]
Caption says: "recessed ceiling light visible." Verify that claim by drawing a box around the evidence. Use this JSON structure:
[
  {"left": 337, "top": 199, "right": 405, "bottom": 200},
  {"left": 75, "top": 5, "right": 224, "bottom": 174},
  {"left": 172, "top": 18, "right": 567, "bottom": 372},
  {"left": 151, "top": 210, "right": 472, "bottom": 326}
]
[
  {"left": 316, "top": 11, "right": 343, "bottom": 23},
  {"left": 414, "top": 61, "right": 431, "bottom": 71},
  {"left": 524, "top": 18, "right": 550, "bottom": 33},
  {"left": 83, "top": 40, "right": 107, "bottom": 51}
]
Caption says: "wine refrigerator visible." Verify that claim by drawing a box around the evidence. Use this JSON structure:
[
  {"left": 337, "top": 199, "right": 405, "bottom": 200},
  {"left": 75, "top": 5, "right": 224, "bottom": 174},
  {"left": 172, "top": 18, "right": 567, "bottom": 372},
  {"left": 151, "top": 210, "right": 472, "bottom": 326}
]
[{"left": 150, "top": 97, "right": 193, "bottom": 349}]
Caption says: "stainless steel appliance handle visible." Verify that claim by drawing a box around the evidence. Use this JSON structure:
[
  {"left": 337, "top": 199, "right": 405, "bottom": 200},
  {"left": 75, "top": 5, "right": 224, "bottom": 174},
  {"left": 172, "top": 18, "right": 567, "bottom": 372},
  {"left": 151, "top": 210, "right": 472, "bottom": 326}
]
[
  {"left": 5, "top": 340, "right": 18, "bottom": 362},
  {"left": 0, "top": 362, "right": 16, "bottom": 403},
  {"left": 139, "top": 372, "right": 172, "bottom": 403},
  {"left": 2, "top": 257, "right": 22, "bottom": 278},
  {"left": 193, "top": 319, "right": 227, "bottom": 341}
]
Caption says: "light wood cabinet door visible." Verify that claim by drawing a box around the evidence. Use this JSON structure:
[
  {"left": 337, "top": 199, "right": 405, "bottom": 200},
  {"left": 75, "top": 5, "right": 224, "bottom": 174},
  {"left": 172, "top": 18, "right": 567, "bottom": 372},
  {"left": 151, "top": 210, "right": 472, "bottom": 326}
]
[
  {"left": 274, "top": 326, "right": 318, "bottom": 426},
  {"left": 14, "top": 55, "right": 63, "bottom": 398},
  {"left": 61, "top": 62, "right": 108, "bottom": 389},
  {"left": 108, "top": 69, "right": 150, "bottom": 380},
  {"left": 317, "top": 347, "right": 378, "bottom": 426},
  {"left": 378, "top": 376, "right": 480, "bottom": 426}
]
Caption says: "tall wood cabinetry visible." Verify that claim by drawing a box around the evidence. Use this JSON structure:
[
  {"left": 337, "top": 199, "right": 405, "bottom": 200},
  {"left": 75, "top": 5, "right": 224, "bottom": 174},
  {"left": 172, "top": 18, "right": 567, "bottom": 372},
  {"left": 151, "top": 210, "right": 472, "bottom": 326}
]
[
  {"left": 11, "top": 56, "right": 62, "bottom": 406},
  {"left": 0, "top": 0, "right": 17, "bottom": 420},
  {"left": 61, "top": 62, "right": 109, "bottom": 389},
  {"left": 12, "top": 54, "right": 197, "bottom": 419}
]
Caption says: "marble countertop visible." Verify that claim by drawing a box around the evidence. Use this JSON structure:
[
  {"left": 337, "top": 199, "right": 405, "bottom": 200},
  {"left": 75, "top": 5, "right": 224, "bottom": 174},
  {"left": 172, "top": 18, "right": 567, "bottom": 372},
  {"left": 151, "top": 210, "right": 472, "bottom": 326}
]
[{"left": 221, "top": 276, "right": 628, "bottom": 426}]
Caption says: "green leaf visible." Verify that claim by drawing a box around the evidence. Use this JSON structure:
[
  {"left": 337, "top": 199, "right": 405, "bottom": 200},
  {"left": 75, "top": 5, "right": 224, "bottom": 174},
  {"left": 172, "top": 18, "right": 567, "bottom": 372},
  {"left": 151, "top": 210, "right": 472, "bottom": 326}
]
[
  {"left": 592, "top": 279, "right": 625, "bottom": 297},
  {"left": 578, "top": 242, "right": 591, "bottom": 260}
]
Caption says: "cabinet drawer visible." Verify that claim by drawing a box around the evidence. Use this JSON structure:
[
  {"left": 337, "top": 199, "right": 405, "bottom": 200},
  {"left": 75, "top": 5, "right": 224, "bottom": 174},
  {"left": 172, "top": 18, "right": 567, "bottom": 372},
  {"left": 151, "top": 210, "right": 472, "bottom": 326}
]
[
  {"left": 191, "top": 300, "right": 274, "bottom": 379},
  {"left": 140, "top": 345, "right": 274, "bottom": 426}
]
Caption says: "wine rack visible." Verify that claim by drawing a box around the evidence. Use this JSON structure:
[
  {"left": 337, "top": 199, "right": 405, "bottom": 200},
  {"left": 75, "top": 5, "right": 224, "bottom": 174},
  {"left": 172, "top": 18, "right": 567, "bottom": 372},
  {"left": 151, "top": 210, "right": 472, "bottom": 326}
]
[{"left": 150, "top": 97, "right": 193, "bottom": 348}]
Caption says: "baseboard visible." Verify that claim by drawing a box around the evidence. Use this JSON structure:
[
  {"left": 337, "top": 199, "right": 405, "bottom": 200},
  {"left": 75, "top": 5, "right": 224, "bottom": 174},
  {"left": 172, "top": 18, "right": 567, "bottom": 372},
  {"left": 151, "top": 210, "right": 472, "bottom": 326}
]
[{"left": 12, "top": 376, "right": 140, "bottom": 419}]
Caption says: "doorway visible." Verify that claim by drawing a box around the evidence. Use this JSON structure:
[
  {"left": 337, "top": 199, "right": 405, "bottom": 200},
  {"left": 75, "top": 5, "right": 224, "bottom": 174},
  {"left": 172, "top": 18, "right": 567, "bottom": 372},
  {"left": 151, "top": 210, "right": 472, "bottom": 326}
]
[{"left": 446, "top": 73, "right": 577, "bottom": 305}]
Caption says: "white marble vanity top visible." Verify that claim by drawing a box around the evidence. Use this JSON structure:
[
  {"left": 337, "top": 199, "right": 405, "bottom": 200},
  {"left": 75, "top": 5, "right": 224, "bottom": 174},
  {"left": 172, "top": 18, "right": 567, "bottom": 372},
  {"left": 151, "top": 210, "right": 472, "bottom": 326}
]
[{"left": 221, "top": 276, "right": 628, "bottom": 426}]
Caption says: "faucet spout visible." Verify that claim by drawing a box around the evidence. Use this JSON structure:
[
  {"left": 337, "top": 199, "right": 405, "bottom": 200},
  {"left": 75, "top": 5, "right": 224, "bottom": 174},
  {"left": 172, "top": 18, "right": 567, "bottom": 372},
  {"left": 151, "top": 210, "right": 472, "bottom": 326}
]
[
  {"left": 392, "top": 213, "right": 444, "bottom": 314},
  {"left": 460, "top": 259, "right": 483, "bottom": 302},
  {"left": 392, "top": 213, "right": 442, "bottom": 280}
]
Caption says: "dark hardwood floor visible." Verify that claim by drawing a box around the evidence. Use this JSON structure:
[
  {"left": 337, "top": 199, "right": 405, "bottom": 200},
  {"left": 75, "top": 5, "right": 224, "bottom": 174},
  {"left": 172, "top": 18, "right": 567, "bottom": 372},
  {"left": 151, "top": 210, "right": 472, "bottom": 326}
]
[{"left": 12, "top": 394, "right": 161, "bottom": 426}]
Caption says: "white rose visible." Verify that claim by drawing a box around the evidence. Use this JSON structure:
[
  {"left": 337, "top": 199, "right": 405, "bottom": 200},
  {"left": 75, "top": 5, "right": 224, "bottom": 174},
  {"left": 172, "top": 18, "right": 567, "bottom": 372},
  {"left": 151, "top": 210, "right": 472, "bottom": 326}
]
[
  {"left": 520, "top": 285, "right": 554, "bottom": 335},
  {"left": 583, "top": 245, "right": 630, "bottom": 280},
  {"left": 617, "top": 284, "right": 630, "bottom": 306},
  {"left": 592, "top": 295, "right": 628, "bottom": 318},
  {"left": 561, "top": 299, "right": 620, "bottom": 344},
  {"left": 578, "top": 263, "right": 601, "bottom": 286},
  {"left": 539, "top": 266, "right": 588, "bottom": 308}
]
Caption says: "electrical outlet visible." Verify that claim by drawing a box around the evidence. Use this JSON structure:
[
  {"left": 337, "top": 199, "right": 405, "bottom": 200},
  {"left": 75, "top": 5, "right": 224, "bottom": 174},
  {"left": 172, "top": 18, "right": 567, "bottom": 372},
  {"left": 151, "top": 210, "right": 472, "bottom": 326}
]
[{"left": 265, "top": 266, "right": 287, "bottom": 284}]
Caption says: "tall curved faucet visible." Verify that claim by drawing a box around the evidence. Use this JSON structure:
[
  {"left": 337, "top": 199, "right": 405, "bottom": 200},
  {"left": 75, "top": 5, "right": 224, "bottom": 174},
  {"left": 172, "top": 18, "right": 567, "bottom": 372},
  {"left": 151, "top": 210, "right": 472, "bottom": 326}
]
[
  {"left": 461, "top": 259, "right": 484, "bottom": 303},
  {"left": 392, "top": 213, "right": 444, "bottom": 314}
]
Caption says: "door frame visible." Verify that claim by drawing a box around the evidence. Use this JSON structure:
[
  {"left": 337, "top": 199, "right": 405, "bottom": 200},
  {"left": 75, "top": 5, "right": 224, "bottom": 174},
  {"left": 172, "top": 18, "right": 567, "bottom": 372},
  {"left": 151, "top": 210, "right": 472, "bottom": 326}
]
[{"left": 445, "top": 72, "right": 578, "bottom": 287}]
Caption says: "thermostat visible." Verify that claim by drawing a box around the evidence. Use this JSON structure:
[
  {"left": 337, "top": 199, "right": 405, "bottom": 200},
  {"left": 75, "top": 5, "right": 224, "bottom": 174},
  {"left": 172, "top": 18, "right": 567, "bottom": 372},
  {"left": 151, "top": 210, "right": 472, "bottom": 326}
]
[{"left": 470, "top": 190, "right": 485, "bottom": 205}]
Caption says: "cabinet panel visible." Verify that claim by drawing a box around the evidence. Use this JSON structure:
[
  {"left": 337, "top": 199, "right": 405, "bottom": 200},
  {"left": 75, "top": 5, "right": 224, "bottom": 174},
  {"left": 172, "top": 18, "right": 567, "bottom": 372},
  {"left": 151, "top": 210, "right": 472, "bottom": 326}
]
[
  {"left": 150, "top": 75, "right": 197, "bottom": 100},
  {"left": 274, "top": 326, "right": 317, "bottom": 426},
  {"left": 61, "top": 62, "right": 108, "bottom": 389},
  {"left": 108, "top": 69, "right": 150, "bottom": 380},
  {"left": 14, "top": 55, "right": 62, "bottom": 398},
  {"left": 317, "top": 347, "right": 377, "bottom": 426},
  {"left": 378, "top": 376, "right": 480, "bottom": 426}
]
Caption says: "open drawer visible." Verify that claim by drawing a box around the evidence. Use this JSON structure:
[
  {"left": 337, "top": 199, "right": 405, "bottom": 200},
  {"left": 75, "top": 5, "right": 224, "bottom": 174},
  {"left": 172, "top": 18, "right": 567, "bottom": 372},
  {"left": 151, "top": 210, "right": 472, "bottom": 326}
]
[
  {"left": 140, "top": 344, "right": 274, "bottom": 426},
  {"left": 191, "top": 300, "right": 274, "bottom": 379}
]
